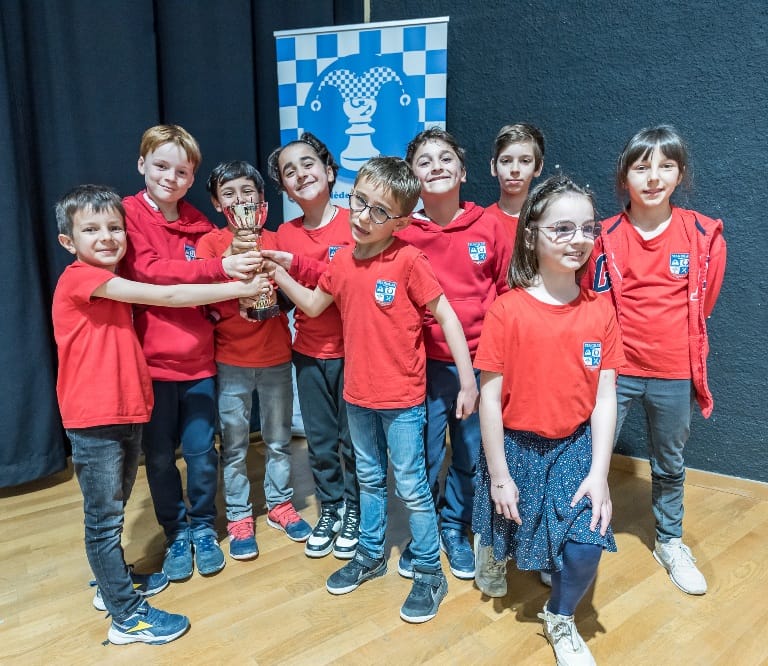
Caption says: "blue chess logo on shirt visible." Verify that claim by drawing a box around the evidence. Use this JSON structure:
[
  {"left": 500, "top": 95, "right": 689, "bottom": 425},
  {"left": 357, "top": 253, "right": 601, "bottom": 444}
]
[
  {"left": 328, "top": 245, "right": 344, "bottom": 261},
  {"left": 582, "top": 342, "right": 602, "bottom": 368},
  {"left": 467, "top": 241, "right": 487, "bottom": 264},
  {"left": 669, "top": 253, "right": 689, "bottom": 277},
  {"left": 375, "top": 279, "right": 397, "bottom": 306},
  {"left": 184, "top": 244, "right": 196, "bottom": 261}
]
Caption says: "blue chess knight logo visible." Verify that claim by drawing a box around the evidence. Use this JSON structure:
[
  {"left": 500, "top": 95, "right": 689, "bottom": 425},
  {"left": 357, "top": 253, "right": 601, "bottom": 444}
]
[{"left": 299, "top": 51, "right": 421, "bottom": 180}]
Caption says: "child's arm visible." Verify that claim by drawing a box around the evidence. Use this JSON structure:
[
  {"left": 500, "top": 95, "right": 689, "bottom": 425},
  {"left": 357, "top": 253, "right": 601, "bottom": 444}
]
[
  {"left": 704, "top": 231, "right": 727, "bottom": 318},
  {"left": 479, "top": 371, "right": 522, "bottom": 524},
  {"left": 427, "top": 293, "right": 479, "bottom": 418},
  {"left": 271, "top": 265, "right": 334, "bottom": 317},
  {"left": 572, "top": 368, "right": 617, "bottom": 536},
  {"left": 92, "top": 273, "right": 272, "bottom": 308}
]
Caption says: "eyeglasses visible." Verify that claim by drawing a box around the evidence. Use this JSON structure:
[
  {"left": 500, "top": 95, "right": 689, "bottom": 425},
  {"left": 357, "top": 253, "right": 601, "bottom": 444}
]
[
  {"left": 533, "top": 220, "right": 602, "bottom": 241},
  {"left": 348, "top": 193, "right": 402, "bottom": 225}
]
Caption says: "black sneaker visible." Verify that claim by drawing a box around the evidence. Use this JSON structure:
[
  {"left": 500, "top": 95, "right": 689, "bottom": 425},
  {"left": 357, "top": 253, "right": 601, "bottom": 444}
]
[
  {"left": 400, "top": 568, "right": 448, "bottom": 623},
  {"left": 326, "top": 551, "right": 387, "bottom": 595},
  {"left": 305, "top": 503, "right": 342, "bottom": 558},
  {"left": 333, "top": 503, "right": 359, "bottom": 560}
]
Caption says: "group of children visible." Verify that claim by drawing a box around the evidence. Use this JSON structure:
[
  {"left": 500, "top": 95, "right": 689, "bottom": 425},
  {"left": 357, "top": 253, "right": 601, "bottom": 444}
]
[{"left": 52, "top": 120, "right": 725, "bottom": 664}]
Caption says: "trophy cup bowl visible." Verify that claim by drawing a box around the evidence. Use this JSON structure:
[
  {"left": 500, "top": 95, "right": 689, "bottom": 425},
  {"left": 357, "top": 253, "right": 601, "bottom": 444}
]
[{"left": 223, "top": 199, "right": 280, "bottom": 321}]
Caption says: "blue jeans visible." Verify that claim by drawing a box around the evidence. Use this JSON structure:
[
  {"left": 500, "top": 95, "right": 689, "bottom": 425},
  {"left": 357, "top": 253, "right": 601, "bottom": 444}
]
[
  {"left": 143, "top": 378, "right": 218, "bottom": 539},
  {"left": 68, "top": 424, "right": 143, "bottom": 621},
  {"left": 294, "top": 352, "right": 357, "bottom": 507},
  {"left": 616, "top": 376, "right": 694, "bottom": 542},
  {"left": 217, "top": 361, "right": 293, "bottom": 516},
  {"left": 346, "top": 402, "right": 440, "bottom": 570},
  {"left": 425, "top": 360, "right": 482, "bottom": 531}
]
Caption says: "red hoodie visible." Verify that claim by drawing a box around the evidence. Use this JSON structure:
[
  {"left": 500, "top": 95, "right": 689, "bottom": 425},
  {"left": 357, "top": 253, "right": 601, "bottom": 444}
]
[
  {"left": 121, "top": 191, "right": 228, "bottom": 381},
  {"left": 396, "top": 202, "right": 511, "bottom": 361}
]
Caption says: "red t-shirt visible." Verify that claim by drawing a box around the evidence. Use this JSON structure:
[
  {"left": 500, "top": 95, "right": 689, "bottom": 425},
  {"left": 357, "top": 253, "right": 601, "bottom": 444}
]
[
  {"left": 195, "top": 227, "right": 292, "bottom": 368},
  {"left": 474, "top": 287, "right": 624, "bottom": 439},
  {"left": 609, "top": 212, "right": 691, "bottom": 377},
  {"left": 484, "top": 202, "right": 517, "bottom": 250},
  {"left": 276, "top": 208, "right": 353, "bottom": 358},
  {"left": 52, "top": 262, "right": 153, "bottom": 428},
  {"left": 318, "top": 239, "right": 444, "bottom": 409}
]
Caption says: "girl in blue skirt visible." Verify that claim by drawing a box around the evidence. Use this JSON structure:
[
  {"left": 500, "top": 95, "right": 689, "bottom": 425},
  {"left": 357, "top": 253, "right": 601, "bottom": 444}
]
[{"left": 472, "top": 175, "right": 624, "bottom": 666}]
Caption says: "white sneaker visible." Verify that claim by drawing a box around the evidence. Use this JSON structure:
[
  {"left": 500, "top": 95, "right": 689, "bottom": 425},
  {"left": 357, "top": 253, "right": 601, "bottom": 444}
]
[
  {"left": 538, "top": 604, "right": 596, "bottom": 666},
  {"left": 473, "top": 534, "right": 507, "bottom": 597},
  {"left": 653, "top": 538, "right": 707, "bottom": 595},
  {"left": 540, "top": 571, "right": 552, "bottom": 587}
]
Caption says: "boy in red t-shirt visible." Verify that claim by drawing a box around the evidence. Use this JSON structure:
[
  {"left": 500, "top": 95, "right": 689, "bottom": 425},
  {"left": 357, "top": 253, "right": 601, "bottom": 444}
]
[
  {"left": 267, "top": 157, "right": 478, "bottom": 624},
  {"left": 197, "top": 161, "right": 310, "bottom": 558},
  {"left": 52, "top": 185, "right": 268, "bottom": 645}
]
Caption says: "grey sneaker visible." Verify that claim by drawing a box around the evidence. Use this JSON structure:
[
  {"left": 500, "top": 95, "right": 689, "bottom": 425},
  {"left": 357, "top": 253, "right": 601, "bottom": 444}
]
[
  {"left": 473, "top": 534, "right": 507, "bottom": 597},
  {"left": 400, "top": 568, "right": 448, "bottom": 624},
  {"left": 538, "top": 604, "right": 596, "bottom": 666},
  {"left": 653, "top": 538, "right": 707, "bottom": 595}
]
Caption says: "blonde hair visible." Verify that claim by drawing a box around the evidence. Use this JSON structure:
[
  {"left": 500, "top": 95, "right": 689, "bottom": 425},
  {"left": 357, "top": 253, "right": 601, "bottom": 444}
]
[
  {"left": 354, "top": 157, "right": 421, "bottom": 216},
  {"left": 139, "top": 124, "right": 202, "bottom": 172}
]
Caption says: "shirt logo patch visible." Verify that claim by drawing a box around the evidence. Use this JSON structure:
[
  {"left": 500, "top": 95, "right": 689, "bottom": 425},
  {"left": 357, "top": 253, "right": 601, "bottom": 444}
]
[
  {"left": 592, "top": 254, "right": 611, "bottom": 292},
  {"left": 375, "top": 279, "right": 397, "bottom": 305},
  {"left": 583, "top": 342, "right": 602, "bottom": 368},
  {"left": 468, "top": 241, "right": 487, "bottom": 264},
  {"left": 328, "top": 245, "right": 343, "bottom": 261},
  {"left": 669, "top": 253, "right": 689, "bottom": 276},
  {"left": 184, "top": 244, "right": 196, "bottom": 261}
]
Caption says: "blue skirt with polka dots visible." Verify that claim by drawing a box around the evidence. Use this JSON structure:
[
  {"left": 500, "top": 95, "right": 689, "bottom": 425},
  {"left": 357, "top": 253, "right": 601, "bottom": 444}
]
[{"left": 472, "top": 423, "right": 617, "bottom": 572}]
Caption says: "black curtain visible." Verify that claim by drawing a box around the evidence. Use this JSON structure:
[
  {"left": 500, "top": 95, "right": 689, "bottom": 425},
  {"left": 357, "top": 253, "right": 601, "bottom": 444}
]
[{"left": 0, "top": 0, "right": 362, "bottom": 487}]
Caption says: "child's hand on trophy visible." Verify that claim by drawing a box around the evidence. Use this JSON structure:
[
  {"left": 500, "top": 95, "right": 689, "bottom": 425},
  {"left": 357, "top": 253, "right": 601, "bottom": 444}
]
[
  {"left": 259, "top": 249, "right": 294, "bottom": 273},
  {"left": 240, "top": 272, "right": 274, "bottom": 298},
  {"left": 229, "top": 231, "right": 258, "bottom": 255},
  {"left": 222, "top": 251, "right": 262, "bottom": 279}
]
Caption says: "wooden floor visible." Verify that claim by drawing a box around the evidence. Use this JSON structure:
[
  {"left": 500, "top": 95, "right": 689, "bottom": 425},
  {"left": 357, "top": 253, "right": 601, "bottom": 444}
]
[{"left": 1, "top": 438, "right": 767, "bottom": 666}]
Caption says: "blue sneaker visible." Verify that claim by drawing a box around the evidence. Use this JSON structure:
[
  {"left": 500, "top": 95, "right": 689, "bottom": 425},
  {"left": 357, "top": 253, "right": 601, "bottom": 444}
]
[
  {"left": 400, "top": 568, "right": 448, "bottom": 624},
  {"left": 107, "top": 600, "right": 189, "bottom": 645},
  {"left": 163, "top": 530, "right": 193, "bottom": 581},
  {"left": 92, "top": 567, "right": 169, "bottom": 611},
  {"left": 192, "top": 528, "right": 226, "bottom": 575},
  {"left": 440, "top": 528, "right": 476, "bottom": 579},
  {"left": 227, "top": 517, "right": 258, "bottom": 560},
  {"left": 326, "top": 551, "right": 387, "bottom": 595},
  {"left": 397, "top": 542, "right": 414, "bottom": 579},
  {"left": 267, "top": 500, "right": 312, "bottom": 542}
]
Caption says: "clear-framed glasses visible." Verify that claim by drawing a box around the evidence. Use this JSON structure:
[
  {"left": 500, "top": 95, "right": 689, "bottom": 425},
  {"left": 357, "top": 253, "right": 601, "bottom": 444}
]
[
  {"left": 533, "top": 220, "right": 602, "bottom": 241},
  {"left": 348, "top": 192, "right": 401, "bottom": 225}
]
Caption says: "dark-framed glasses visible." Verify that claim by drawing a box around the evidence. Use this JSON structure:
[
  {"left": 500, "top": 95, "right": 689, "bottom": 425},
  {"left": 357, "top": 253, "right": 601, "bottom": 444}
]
[
  {"left": 348, "top": 192, "right": 401, "bottom": 225},
  {"left": 534, "top": 220, "right": 602, "bottom": 241}
]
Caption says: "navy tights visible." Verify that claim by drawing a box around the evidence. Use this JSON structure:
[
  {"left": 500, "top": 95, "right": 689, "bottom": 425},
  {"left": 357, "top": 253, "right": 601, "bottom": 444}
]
[{"left": 547, "top": 540, "right": 603, "bottom": 616}]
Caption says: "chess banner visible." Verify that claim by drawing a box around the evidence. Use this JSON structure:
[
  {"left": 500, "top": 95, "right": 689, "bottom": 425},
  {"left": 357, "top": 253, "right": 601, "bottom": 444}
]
[{"left": 274, "top": 17, "right": 449, "bottom": 218}]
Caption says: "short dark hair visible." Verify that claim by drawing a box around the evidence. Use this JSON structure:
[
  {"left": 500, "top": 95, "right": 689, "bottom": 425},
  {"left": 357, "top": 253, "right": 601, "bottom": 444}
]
[
  {"left": 492, "top": 123, "right": 545, "bottom": 169},
  {"left": 354, "top": 157, "right": 421, "bottom": 216},
  {"left": 405, "top": 126, "right": 466, "bottom": 168},
  {"left": 206, "top": 161, "right": 265, "bottom": 198},
  {"left": 266, "top": 132, "right": 339, "bottom": 194},
  {"left": 55, "top": 184, "right": 125, "bottom": 237}
]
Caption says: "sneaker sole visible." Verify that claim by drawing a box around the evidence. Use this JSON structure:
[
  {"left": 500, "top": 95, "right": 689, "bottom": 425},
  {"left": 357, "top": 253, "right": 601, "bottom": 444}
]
[
  {"left": 267, "top": 518, "right": 310, "bottom": 542},
  {"left": 305, "top": 540, "right": 335, "bottom": 558},
  {"left": 652, "top": 551, "right": 707, "bottom": 595},
  {"left": 326, "top": 563, "right": 387, "bottom": 595},
  {"left": 163, "top": 565, "right": 193, "bottom": 582},
  {"left": 107, "top": 622, "right": 190, "bottom": 645},
  {"left": 333, "top": 545, "right": 357, "bottom": 560},
  {"left": 399, "top": 582, "right": 448, "bottom": 624},
  {"left": 229, "top": 548, "right": 259, "bottom": 561}
]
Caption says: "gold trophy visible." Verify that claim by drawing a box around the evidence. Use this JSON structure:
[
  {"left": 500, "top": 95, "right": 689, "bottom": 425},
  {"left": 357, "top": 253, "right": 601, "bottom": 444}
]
[{"left": 223, "top": 199, "right": 280, "bottom": 321}]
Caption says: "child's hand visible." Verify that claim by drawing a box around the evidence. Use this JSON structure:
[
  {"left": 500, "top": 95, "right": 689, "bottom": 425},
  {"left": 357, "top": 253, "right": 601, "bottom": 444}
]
[
  {"left": 241, "top": 273, "right": 273, "bottom": 298},
  {"left": 223, "top": 251, "right": 262, "bottom": 279},
  {"left": 490, "top": 478, "right": 522, "bottom": 525},
  {"left": 571, "top": 474, "right": 612, "bottom": 536},
  {"left": 455, "top": 383, "right": 479, "bottom": 419},
  {"left": 230, "top": 231, "right": 258, "bottom": 255},
  {"left": 260, "top": 249, "right": 294, "bottom": 273}
]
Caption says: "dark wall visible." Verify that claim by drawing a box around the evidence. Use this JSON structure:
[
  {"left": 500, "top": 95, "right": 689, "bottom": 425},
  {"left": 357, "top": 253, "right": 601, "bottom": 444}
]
[{"left": 371, "top": 1, "right": 767, "bottom": 480}]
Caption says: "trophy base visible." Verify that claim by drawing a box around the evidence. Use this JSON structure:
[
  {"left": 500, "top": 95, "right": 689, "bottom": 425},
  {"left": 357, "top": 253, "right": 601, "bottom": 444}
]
[{"left": 246, "top": 304, "right": 281, "bottom": 321}]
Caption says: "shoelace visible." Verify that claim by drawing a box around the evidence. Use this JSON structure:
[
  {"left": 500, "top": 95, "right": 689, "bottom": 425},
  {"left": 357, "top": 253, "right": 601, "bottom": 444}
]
[
  {"left": 195, "top": 534, "right": 217, "bottom": 552},
  {"left": 486, "top": 555, "right": 507, "bottom": 576},
  {"left": 272, "top": 502, "right": 301, "bottom": 527},
  {"left": 314, "top": 506, "right": 340, "bottom": 533},
  {"left": 668, "top": 542, "right": 697, "bottom": 566},
  {"left": 169, "top": 538, "right": 190, "bottom": 556},
  {"left": 228, "top": 519, "right": 253, "bottom": 541},
  {"left": 339, "top": 506, "right": 359, "bottom": 539},
  {"left": 539, "top": 612, "right": 581, "bottom": 652}
]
